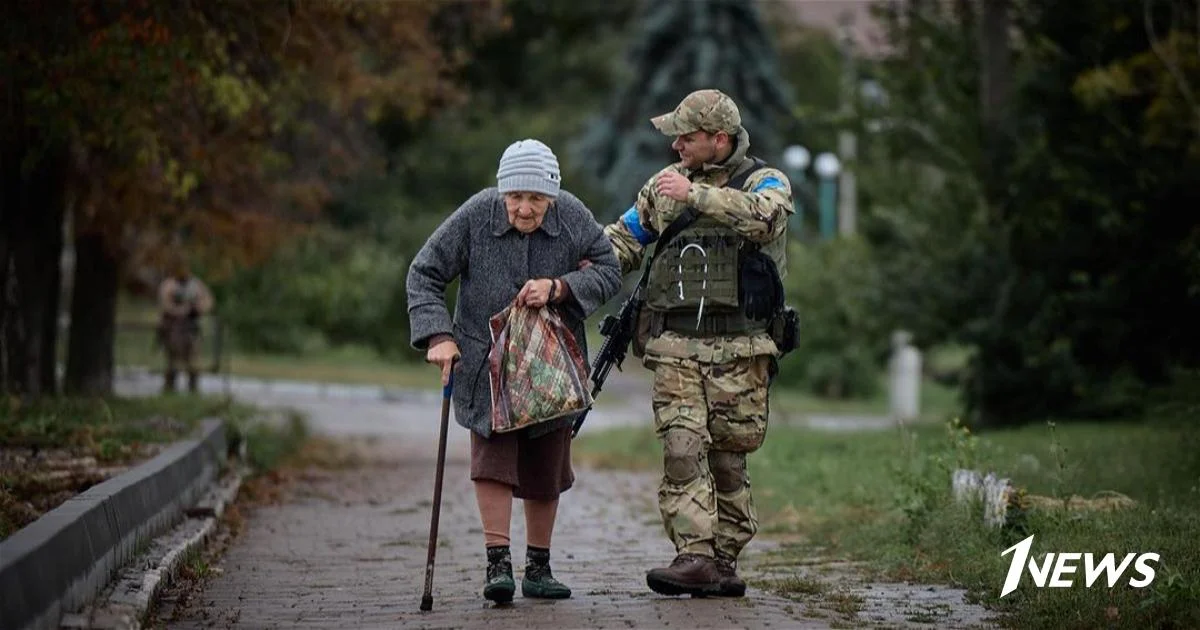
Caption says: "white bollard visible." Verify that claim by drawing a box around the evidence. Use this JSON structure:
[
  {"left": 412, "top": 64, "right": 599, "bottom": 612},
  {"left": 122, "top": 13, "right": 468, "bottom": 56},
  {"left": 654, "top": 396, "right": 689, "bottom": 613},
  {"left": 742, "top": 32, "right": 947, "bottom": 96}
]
[
  {"left": 888, "top": 330, "right": 922, "bottom": 424},
  {"left": 951, "top": 468, "right": 1015, "bottom": 528}
]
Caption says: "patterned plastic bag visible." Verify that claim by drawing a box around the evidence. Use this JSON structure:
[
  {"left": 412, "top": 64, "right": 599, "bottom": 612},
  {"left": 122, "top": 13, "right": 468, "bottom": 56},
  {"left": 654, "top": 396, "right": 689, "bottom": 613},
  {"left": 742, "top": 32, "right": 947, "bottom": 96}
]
[{"left": 487, "top": 303, "right": 593, "bottom": 434}]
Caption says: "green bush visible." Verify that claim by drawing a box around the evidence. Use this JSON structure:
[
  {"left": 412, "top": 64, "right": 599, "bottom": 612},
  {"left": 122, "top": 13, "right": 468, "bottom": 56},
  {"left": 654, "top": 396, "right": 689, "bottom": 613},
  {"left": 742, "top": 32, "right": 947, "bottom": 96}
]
[
  {"left": 210, "top": 225, "right": 414, "bottom": 358},
  {"left": 777, "top": 237, "right": 888, "bottom": 399}
]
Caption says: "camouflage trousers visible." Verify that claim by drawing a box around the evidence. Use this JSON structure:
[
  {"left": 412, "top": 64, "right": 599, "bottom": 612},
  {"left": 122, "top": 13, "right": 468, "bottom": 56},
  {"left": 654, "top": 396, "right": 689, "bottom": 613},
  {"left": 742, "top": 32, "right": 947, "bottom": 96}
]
[
  {"left": 159, "top": 315, "right": 201, "bottom": 392},
  {"left": 648, "top": 353, "right": 771, "bottom": 561}
]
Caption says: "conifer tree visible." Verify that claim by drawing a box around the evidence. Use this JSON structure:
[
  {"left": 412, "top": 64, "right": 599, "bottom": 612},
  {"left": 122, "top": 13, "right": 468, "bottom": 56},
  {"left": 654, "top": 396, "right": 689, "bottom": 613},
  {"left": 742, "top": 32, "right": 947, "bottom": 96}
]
[{"left": 572, "top": 0, "right": 796, "bottom": 218}]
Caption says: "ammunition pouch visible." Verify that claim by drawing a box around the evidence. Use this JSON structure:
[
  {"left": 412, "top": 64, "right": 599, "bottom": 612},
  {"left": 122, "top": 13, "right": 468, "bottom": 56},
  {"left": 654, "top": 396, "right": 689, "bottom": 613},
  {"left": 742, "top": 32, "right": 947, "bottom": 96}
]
[
  {"left": 738, "top": 246, "right": 785, "bottom": 322},
  {"left": 768, "top": 306, "right": 800, "bottom": 356},
  {"left": 632, "top": 303, "right": 655, "bottom": 359},
  {"left": 662, "top": 310, "right": 765, "bottom": 337},
  {"left": 645, "top": 226, "right": 741, "bottom": 314}
]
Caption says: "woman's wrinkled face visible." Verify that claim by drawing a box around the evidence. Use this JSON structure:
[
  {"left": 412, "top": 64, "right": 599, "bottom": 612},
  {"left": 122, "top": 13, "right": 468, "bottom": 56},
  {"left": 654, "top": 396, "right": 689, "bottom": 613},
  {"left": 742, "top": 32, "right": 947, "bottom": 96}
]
[{"left": 504, "top": 191, "right": 552, "bottom": 234}]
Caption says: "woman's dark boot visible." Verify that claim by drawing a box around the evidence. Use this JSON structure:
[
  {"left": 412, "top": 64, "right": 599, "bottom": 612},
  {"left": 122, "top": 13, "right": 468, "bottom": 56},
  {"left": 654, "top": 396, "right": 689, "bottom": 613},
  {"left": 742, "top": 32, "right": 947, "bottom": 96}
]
[
  {"left": 521, "top": 546, "right": 572, "bottom": 599},
  {"left": 483, "top": 545, "right": 516, "bottom": 603}
]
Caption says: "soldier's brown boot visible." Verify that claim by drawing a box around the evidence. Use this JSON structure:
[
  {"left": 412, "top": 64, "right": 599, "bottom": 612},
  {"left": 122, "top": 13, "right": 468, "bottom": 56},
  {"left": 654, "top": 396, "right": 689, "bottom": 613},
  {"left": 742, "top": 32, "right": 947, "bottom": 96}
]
[
  {"left": 646, "top": 553, "right": 724, "bottom": 597},
  {"left": 714, "top": 553, "right": 747, "bottom": 597}
]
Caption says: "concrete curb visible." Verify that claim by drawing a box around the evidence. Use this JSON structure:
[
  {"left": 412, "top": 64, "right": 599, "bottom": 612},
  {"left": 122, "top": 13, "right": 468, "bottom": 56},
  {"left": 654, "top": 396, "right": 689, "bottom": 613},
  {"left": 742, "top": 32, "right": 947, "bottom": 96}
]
[
  {"left": 0, "top": 419, "right": 228, "bottom": 630},
  {"left": 59, "top": 463, "right": 248, "bottom": 630}
]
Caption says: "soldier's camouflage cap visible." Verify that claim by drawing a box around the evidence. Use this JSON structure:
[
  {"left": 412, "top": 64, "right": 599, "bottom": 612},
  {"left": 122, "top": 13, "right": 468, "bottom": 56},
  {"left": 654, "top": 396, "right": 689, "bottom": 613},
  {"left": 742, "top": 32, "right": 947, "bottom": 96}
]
[{"left": 650, "top": 89, "right": 742, "bottom": 136}]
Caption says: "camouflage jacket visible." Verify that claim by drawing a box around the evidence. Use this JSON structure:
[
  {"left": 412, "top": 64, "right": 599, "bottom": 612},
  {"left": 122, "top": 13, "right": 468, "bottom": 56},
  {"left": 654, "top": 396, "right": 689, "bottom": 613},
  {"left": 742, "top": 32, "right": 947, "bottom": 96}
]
[
  {"left": 602, "top": 129, "right": 794, "bottom": 365},
  {"left": 158, "top": 276, "right": 214, "bottom": 319}
]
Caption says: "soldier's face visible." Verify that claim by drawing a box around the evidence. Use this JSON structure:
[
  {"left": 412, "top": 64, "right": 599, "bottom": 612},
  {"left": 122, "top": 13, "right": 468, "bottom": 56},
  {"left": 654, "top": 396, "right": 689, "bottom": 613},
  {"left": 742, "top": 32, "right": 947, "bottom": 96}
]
[
  {"left": 671, "top": 131, "right": 726, "bottom": 168},
  {"left": 504, "top": 191, "right": 552, "bottom": 233}
]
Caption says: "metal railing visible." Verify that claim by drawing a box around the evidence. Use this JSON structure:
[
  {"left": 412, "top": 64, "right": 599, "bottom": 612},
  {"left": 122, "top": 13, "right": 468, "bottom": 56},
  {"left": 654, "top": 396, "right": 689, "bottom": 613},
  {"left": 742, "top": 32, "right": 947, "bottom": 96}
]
[{"left": 110, "top": 314, "right": 229, "bottom": 376}]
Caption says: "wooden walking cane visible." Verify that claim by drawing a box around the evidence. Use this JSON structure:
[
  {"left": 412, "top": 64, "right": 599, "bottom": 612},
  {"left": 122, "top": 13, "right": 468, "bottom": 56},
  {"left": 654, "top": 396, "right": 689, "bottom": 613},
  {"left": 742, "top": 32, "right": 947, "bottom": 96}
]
[{"left": 420, "top": 361, "right": 455, "bottom": 612}]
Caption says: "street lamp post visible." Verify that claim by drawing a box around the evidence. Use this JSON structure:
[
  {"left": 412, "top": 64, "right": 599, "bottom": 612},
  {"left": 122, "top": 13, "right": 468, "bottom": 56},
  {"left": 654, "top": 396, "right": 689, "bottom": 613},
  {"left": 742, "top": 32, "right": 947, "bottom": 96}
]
[
  {"left": 814, "top": 153, "right": 841, "bottom": 241},
  {"left": 781, "top": 144, "right": 811, "bottom": 238}
]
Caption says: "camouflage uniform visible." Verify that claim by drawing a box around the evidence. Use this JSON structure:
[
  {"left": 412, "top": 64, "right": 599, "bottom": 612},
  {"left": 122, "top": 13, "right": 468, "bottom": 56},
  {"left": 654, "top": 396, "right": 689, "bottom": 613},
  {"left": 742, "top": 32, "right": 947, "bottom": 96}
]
[
  {"left": 157, "top": 272, "right": 215, "bottom": 393},
  {"left": 602, "top": 89, "right": 793, "bottom": 593}
]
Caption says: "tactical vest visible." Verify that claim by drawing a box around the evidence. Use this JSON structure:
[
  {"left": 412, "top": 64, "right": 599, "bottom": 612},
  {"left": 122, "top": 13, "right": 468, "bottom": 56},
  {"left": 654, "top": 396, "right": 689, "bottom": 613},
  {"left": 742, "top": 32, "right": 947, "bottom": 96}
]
[{"left": 644, "top": 158, "right": 789, "bottom": 337}]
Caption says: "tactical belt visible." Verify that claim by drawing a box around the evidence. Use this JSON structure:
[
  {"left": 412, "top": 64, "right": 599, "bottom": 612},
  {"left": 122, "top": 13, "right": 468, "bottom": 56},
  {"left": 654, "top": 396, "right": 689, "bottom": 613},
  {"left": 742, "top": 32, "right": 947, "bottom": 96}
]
[{"left": 661, "top": 310, "right": 766, "bottom": 338}]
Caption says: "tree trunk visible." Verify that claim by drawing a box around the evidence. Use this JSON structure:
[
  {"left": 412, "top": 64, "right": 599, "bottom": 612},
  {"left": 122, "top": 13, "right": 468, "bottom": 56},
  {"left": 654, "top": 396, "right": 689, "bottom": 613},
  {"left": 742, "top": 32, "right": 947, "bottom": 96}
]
[
  {"left": 1, "top": 131, "right": 20, "bottom": 394},
  {"left": 1, "top": 252, "right": 16, "bottom": 395},
  {"left": 40, "top": 200, "right": 66, "bottom": 396},
  {"left": 970, "top": 0, "right": 1017, "bottom": 426},
  {"left": 907, "top": 0, "right": 927, "bottom": 66},
  {"left": 64, "top": 230, "right": 120, "bottom": 397},
  {"left": 956, "top": 0, "right": 978, "bottom": 39},
  {"left": 1, "top": 198, "right": 12, "bottom": 393},
  {"left": 979, "top": 0, "right": 1013, "bottom": 219},
  {"left": 2, "top": 148, "right": 67, "bottom": 398}
]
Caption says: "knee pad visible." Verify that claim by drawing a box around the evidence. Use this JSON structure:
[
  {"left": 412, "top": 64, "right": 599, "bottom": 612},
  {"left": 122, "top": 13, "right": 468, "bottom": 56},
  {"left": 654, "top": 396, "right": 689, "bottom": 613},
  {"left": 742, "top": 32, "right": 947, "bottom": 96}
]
[
  {"left": 663, "top": 429, "right": 702, "bottom": 484},
  {"left": 708, "top": 450, "right": 748, "bottom": 493}
]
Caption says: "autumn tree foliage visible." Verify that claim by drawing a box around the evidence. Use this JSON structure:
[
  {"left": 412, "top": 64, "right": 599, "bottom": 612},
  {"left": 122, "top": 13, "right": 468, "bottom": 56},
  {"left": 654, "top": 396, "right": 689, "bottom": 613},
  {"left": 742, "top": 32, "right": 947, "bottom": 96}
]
[{"left": 1, "top": 0, "right": 503, "bottom": 397}]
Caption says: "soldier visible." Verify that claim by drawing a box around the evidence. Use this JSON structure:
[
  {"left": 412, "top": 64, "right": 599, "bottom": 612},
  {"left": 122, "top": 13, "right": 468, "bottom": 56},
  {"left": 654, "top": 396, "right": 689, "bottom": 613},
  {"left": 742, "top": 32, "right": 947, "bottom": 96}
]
[
  {"left": 600, "top": 89, "right": 794, "bottom": 598},
  {"left": 157, "top": 262, "right": 215, "bottom": 393}
]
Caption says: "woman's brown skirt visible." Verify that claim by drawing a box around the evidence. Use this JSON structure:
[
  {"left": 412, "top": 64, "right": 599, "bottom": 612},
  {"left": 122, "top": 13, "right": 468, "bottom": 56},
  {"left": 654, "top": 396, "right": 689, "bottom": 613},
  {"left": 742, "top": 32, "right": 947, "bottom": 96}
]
[{"left": 470, "top": 425, "right": 574, "bottom": 500}]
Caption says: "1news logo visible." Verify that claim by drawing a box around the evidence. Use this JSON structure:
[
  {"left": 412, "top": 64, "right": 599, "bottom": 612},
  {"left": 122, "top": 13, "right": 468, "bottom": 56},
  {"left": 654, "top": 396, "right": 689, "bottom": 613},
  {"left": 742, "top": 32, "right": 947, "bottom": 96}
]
[{"left": 999, "top": 535, "right": 1160, "bottom": 598}]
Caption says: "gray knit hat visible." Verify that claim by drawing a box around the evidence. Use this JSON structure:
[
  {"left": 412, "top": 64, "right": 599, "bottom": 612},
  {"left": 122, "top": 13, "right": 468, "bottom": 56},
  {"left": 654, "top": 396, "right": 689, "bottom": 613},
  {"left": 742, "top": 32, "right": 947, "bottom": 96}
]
[{"left": 496, "top": 139, "right": 561, "bottom": 198}]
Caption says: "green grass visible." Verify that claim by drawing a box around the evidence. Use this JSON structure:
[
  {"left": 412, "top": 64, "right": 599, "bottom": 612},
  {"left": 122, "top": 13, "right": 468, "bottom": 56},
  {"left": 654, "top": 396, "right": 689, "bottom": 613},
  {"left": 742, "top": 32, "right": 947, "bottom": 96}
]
[
  {"left": 113, "top": 293, "right": 442, "bottom": 388},
  {"left": 236, "top": 409, "right": 311, "bottom": 473},
  {"left": 770, "top": 373, "right": 960, "bottom": 420},
  {"left": 0, "top": 395, "right": 258, "bottom": 458},
  {"left": 0, "top": 394, "right": 311, "bottom": 540},
  {"left": 112, "top": 321, "right": 440, "bottom": 389},
  {"left": 224, "top": 348, "right": 437, "bottom": 388},
  {"left": 116, "top": 291, "right": 963, "bottom": 410},
  {"left": 0, "top": 395, "right": 253, "bottom": 539},
  {"left": 573, "top": 401, "right": 1200, "bottom": 629}
]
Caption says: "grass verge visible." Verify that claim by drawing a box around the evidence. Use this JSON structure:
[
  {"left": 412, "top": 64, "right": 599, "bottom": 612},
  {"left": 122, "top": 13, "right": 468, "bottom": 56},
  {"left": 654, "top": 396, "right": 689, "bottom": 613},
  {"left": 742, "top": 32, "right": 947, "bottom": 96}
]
[
  {"left": 770, "top": 373, "right": 959, "bottom": 420},
  {"left": 573, "top": 398, "right": 1200, "bottom": 629},
  {"left": 0, "top": 394, "right": 310, "bottom": 541},
  {"left": 113, "top": 321, "right": 439, "bottom": 389}
]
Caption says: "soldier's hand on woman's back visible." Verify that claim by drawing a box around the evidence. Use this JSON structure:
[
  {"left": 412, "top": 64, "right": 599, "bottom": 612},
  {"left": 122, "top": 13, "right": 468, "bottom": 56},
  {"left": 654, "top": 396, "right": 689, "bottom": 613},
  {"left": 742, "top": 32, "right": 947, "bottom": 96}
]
[{"left": 426, "top": 339, "right": 461, "bottom": 386}]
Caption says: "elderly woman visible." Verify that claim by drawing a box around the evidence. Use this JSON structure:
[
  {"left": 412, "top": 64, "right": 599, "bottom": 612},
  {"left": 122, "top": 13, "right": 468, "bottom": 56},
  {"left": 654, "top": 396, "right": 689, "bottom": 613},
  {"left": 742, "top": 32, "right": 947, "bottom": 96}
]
[{"left": 406, "top": 139, "right": 622, "bottom": 604}]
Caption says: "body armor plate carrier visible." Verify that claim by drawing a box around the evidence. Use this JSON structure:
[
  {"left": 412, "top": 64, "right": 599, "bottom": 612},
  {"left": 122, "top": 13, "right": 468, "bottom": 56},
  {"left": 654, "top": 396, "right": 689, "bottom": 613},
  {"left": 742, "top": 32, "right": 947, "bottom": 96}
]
[{"left": 643, "top": 158, "right": 787, "bottom": 338}]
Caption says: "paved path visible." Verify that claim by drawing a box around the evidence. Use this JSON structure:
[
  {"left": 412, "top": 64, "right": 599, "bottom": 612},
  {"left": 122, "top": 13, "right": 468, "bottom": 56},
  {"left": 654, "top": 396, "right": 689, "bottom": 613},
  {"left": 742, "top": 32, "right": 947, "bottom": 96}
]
[{"left": 123, "top": 371, "right": 998, "bottom": 629}]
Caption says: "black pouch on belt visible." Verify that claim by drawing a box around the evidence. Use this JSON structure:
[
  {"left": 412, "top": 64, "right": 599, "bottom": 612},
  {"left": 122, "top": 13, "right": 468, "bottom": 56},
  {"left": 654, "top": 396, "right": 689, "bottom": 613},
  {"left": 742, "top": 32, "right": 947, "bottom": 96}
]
[{"left": 738, "top": 246, "right": 784, "bottom": 322}]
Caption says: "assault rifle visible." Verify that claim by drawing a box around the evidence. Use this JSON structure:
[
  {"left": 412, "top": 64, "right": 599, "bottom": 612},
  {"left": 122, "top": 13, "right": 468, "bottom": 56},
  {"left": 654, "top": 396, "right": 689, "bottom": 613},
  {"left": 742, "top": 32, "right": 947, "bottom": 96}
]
[
  {"left": 570, "top": 206, "right": 706, "bottom": 438},
  {"left": 570, "top": 288, "right": 643, "bottom": 438}
]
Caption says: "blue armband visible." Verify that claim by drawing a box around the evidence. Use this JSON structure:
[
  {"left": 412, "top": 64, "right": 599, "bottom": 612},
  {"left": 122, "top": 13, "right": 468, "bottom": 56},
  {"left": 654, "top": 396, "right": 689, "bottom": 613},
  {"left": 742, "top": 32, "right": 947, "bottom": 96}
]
[
  {"left": 621, "top": 206, "right": 656, "bottom": 245},
  {"left": 751, "top": 176, "right": 787, "bottom": 193}
]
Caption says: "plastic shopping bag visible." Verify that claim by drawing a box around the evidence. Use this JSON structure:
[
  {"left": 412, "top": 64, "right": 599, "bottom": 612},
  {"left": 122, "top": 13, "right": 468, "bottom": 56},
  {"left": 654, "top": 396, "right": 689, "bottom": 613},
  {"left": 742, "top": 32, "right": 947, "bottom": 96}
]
[{"left": 487, "top": 303, "right": 593, "bottom": 434}]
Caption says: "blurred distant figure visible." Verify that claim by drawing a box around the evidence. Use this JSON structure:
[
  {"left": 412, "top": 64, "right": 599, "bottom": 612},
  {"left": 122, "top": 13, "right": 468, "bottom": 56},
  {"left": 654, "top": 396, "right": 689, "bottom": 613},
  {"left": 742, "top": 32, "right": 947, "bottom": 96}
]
[{"left": 157, "top": 264, "right": 214, "bottom": 393}]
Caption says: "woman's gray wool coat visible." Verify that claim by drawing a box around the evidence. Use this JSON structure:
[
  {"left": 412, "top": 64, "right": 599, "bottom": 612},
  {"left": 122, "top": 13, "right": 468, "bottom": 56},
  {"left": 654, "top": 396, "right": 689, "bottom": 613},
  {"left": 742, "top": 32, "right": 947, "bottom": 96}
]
[{"left": 406, "top": 188, "right": 623, "bottom": 439}]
